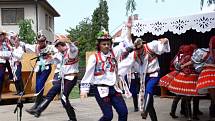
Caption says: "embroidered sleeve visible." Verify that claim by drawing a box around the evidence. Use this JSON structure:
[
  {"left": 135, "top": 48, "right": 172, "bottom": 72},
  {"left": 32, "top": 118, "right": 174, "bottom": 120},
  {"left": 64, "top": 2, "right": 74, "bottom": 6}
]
[
  {"left": 80, "top": 55, "right": 96, "bottom": 93},
  {"left": 191, "top": 49, "right": 207, "bottom": 64}
]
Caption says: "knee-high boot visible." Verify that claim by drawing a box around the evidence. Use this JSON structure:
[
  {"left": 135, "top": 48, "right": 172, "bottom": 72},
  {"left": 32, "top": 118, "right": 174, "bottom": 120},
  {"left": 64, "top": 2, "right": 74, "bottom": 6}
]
[
  {"left": 141, "top": 93, "right": 153, "bottom": 119},
  {"left": 185, "top": 97, "right": 192, "bottom": 121},
  {"left": 26, "top": 92, "right": 44, "bottom": 114},
  {"left": 14, "top": 81, "right": 20, "bottom": 94},
  {"left": 65, "top": 106, "right": 77, "bottom": 121},
  {"left": 33, "top": 99, "right": 51, "bottom": 117},
  {"left": 133, "top": 95, "right": 138, "bottom": 112},
  {"left": 193, "top": 97, "right": 202, "bottom": 120},
  {"left": 149, "top": 106, "right": 158, "bottom": 121},
  {"left": 18, "top": 80, "right": 24, "bottom": 94},
  {"left": 170, "top": 96, "right": 181, "bottom": 118},
  {"left": 209, "top": 94, "right": 215, "bottom": 121}
]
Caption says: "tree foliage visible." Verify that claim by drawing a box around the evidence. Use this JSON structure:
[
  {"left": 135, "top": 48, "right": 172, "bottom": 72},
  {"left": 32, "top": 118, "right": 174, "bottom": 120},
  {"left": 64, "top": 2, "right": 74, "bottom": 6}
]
[
  {"left": 92, "top": 0, "right": 109, "bottom": 42},
  {"left": 67, "top": 0, "right": 109, "bottom": 69},
  {"left": 126, "top": 0, "right": 215, "bottom": 15},
  {"left": 66, "top": 18, "right": 93, "bottom": 63},
  {"left": 18, "top": 19, "right": 36, "bottom": 44},
  {"left": 126, "top": 0, "right": 136, "bottom": 15},
  {"left": 201, "top": 0, "right": 215, "bottom": 9}
]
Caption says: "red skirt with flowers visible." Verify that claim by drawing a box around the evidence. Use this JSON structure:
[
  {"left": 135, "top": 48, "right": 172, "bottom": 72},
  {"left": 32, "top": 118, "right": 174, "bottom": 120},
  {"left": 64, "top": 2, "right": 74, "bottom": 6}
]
[
  {"left": 168, "top": 72, "right": 198, "bottom": 96},
  {"left": 159, "top": 71, "right": 179, "bottom": 88},
  {"left": 196, "top": 64, "right": 215, "bottom": 94}
]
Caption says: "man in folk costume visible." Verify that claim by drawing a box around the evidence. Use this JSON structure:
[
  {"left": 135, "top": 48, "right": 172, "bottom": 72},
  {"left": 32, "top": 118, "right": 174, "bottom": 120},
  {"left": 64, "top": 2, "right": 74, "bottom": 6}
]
[
  {"left": 27, "top": 40, "right": 79, "bottom": 121},
  {"left": 10, "top": 36, "right": 25, "bottom": 95},
  {"left": 22, "top": 35, "right": 57, "bottom": 114},
  {"left": 80, "top": 29, "right": 130, "bottom": 121},
  {"left": 124, "top": 62, "right": 140, "bottom": 112},
  {"left": 191, "top": 36, "right": 215, "bottom": 121},
  {"left": 118, "top": 37, "right": 170, "bottom": 121},
  {"left": 0, "top": 30, "right": 12, "bottom": 100}
]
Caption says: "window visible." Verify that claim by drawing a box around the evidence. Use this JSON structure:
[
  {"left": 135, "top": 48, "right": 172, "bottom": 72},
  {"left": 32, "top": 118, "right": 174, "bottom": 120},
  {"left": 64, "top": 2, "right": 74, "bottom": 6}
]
[
  {"left": 1, "top": 8, "right": 24, "bottom": 25},
  {"left": 45, "top": 14, "right": 53, "bottom": 31}
]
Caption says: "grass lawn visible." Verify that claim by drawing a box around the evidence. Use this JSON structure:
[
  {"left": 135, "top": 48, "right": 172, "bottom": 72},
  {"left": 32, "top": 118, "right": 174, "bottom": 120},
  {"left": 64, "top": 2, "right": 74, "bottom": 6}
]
[{"left": 69, "top": 85, "right": 80, "bottom": 99}]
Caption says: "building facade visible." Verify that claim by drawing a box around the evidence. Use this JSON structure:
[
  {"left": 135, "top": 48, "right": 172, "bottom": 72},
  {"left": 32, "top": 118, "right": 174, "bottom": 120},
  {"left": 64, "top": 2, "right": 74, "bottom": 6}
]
[{"left": 0, "top": 0, "right": 60, "bottom": 42}]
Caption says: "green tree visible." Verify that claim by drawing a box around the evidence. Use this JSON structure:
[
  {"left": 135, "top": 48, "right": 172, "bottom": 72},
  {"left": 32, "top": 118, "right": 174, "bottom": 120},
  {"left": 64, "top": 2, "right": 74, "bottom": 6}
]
[
  {"left": 201, "top": 0, "right": 215, "bottom": 9},
  {"left": 126, "top": 0, "right": 215, "bottom": 15},
  {"left": 18, "top": 19, "right": 36, "bottom": 44},
  {"left": 92, "top": 0, "right": 109, "bottom": 43},
  {"left": 126, "top": 0, "right": 136, "bottom": 15},
  {"left": 66, "top": 17, "right": 93, "bottom": 68}
]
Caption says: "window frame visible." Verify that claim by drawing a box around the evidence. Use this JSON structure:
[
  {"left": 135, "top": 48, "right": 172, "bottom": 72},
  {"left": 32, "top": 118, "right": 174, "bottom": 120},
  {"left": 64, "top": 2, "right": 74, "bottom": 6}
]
[{"left": 1, "top": 8, "right": 24, "bottom": 25}]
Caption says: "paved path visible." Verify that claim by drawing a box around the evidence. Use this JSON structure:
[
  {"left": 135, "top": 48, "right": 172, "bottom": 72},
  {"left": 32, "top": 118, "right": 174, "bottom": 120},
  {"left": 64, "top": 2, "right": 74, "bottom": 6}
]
[{"left": 0, "top": 96, "right": 211, "bottom": 121}]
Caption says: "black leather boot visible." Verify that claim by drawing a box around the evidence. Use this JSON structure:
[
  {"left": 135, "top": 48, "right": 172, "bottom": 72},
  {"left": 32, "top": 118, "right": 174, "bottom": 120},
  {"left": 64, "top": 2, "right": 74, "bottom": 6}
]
[
  {"left": 33, "top": 99, "right": 51, "bottom": 118},
  {"left": 170, "top": 96, "right": 181, "bottom": 118},
  {"left": 149, "top": 106, "right": 158, "bottom": 121},
  {"left": 133, "top": 96, "right": 139, "bottom": 112},
  {"left": 26, "top": 93, "right": 43, "bottom": 115},
  {"left": 65, "top": 103, "right": 77, "bottom": 121},
  {"left": 141, "top": 93, "right": 152, "bottom": 119},
  {"left": 185, "top": 97, "right": 192, "bottom": 121},
  {"left": 14, "top": 81, "right": 20, "bottom": 95}
]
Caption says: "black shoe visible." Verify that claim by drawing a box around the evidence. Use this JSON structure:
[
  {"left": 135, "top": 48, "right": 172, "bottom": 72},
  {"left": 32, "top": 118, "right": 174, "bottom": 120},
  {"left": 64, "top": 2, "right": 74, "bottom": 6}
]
[
  {"left": 34, "top": 112, "right": 41, "bottom": 118},
  {"left": 134, "top": 108, "right": 139, "bottom": 112},
  {"left": 170, "top": 112, "right": 178, "bottom": 118},
  {"left": 197, "top": 110, "right": 203, "bottom": 115},
  {"left": 25, "top": 108, "right": 35, "bottom": 115},
  {"left": 193, "top": 116, "right": 200, "bottom": 120},
  {"left": 141, "top": 111, "right": 148, "bottom": 119}
]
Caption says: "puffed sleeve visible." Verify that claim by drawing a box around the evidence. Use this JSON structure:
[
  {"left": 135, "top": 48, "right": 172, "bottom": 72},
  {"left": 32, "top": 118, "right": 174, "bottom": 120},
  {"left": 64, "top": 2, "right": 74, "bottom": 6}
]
[
  {"left": 118, "top": 51, "right": 135, "bottom": 76},
  {"left": 12, "top": 47, "right": 24, "bottom": 60},
  {"left": 68, "top": 43, "right": 78, "bottom": 58},
  {"left": 147, "top": 40, "right": 170, "bottom": 55},
  {"left": 80, "top": 54, "right": 96, "bottom": 93}
]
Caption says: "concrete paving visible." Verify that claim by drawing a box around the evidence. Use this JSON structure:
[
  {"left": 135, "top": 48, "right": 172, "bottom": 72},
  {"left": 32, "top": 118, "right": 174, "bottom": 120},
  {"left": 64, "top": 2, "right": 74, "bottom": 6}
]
[{"left": 0, "top": 96, "right": 212, "bottom": 121}]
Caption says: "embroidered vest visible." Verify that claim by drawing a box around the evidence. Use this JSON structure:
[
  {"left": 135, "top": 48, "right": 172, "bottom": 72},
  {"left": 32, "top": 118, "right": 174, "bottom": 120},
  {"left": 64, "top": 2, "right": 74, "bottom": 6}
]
[{"left": 94, "top": 51, "right": 116, "bottom": 76}]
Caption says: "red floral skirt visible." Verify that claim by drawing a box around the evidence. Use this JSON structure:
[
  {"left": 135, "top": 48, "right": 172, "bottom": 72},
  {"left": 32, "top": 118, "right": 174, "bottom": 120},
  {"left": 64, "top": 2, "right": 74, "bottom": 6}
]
[
  {"left": 159, "top": 71, "right": 178, "bottom": 88},
  {"left": 196, "top": 64, "right": 215, "bottom": 94},
  {"left": 168, "top": 72, "right": 198, "bottom": 96}
]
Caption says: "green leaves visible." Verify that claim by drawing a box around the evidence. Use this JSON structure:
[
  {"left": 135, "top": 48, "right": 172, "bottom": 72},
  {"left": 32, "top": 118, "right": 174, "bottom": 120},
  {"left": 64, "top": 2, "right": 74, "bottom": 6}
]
[
  {"left": 126, "top": 0, "right": 136, "bottom": 16},
  {"left": 18, "top": 19, "right": 36, "bottom": 44}
]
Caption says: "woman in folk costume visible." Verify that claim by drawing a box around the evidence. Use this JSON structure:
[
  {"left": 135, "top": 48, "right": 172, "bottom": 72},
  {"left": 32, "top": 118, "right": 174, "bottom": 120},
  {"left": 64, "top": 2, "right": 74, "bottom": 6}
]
[
  {"left": 80, "top": 29, "right": 132, "bottom": 121},
  {"left": 159, "top": 45, "right": 185, "bottom": 119},
  {"left": 10, "top": 36, "right": 25, "bottom": 96},
  {"left": 118, "top": 37, "right": 170, "bottom": 121},
  {"left": 192, "top": 36, "right": 215, "bottom": 121},
  {"left": 0, "top": 31, "right": 12, "bottom": 100},
  {"left": 167, "top": 44, "right": 199, "bottom": 121},
  {"left": 21, "top": 35, "right": 57, "bottom": 114},
  {"left": 160, "top": 45, "right": 185, "bottom": 87}
]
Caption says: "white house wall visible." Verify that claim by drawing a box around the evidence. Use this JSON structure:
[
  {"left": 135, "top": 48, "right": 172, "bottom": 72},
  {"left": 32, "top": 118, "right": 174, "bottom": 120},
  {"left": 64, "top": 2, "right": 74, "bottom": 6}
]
[
  {"left": 0, "top": 3, "right": 36, "bottom": 34},
  {"left": 38, "top": 4, "right": 54, "bottom": 42}
]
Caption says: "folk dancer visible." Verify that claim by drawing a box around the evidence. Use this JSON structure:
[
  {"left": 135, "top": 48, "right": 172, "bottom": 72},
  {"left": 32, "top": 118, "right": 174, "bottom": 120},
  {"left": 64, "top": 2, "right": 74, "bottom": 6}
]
[
  {"left": 0, "top": 30, "right": 12, "bottom": 100},
  {"left": 80, "top": 30, "right": 129, "bottom": 121},
  {"left": 28, "top": 41, "right": 79, "bottom": 121},
  {"left": 10, "top": 36, "right": 25, "bottom": 95},
  {"left": 167, "top": 44, "right": 200, "bottom": 121},
  {"left": 118, "top": 37, "right": 170, "bottom": 121},
  {"left": 22, "top": 35, "right": 57, "bottom": 114},
  {"left": 191, "top": 36, "right": 215, "bottom": 121}
]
